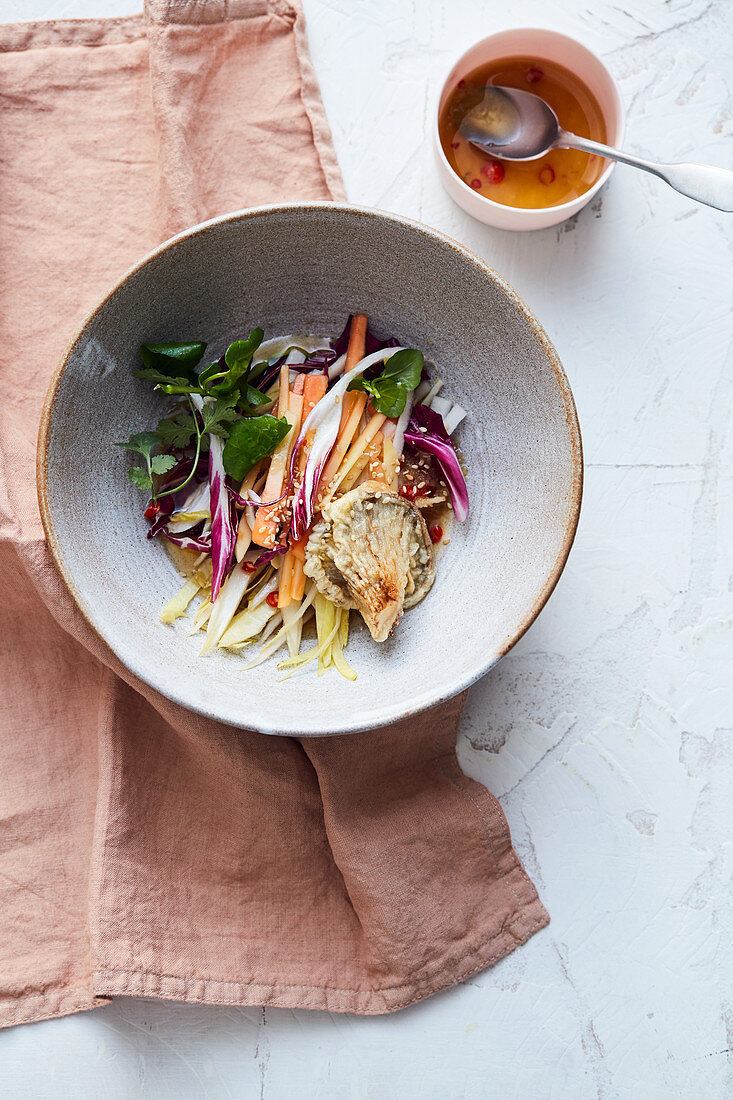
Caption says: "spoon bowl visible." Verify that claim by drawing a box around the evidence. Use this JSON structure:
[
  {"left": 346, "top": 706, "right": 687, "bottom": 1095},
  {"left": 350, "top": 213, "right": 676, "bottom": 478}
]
[{"left": 460, "top": 86, "right": 561, "bottom": 161}]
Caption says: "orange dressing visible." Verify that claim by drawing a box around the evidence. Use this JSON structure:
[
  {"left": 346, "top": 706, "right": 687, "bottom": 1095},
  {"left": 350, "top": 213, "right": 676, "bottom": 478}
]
[{"left": 439, "top": 56, "right": 607, "bottom": 209}]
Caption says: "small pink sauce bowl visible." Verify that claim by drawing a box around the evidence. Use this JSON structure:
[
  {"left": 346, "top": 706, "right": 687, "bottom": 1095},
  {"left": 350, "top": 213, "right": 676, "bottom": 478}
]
[{"left": 434, "top": 28, "right": 625, "bottom": 231}]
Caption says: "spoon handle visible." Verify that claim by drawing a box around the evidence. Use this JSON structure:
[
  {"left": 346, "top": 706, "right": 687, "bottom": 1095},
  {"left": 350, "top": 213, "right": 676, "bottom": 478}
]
[{"left": 556, "top": 130, "right": 733, "bottom": 212}]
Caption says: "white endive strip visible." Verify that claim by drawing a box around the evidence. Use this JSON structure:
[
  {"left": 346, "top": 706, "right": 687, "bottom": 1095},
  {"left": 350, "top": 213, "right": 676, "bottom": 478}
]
[
  {"left": 201, "top": 566, "right": 252, "bottom": 653},
  {"left": 392, "top": 391, "right": 414, "bottom": 458},
  {"left": 443, "top": 404, "right": 467, "bottom": 435},
  {"left": 327, "top": 352, "right": 347, "bottom": 380}
]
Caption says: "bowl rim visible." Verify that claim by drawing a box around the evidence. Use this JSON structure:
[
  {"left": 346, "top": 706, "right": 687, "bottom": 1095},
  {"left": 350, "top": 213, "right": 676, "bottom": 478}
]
[
  {"left": 434, "top": 26, "right": 626, "bottom": 217},
  {"left": 37, "top": 201, "right": 583, "bottom": 735}
]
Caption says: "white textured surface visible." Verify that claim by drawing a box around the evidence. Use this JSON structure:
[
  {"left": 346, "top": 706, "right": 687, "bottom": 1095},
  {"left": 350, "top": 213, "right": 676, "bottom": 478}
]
[{"left": 2, "top": 0, "right": 732, "bottom": 1096}]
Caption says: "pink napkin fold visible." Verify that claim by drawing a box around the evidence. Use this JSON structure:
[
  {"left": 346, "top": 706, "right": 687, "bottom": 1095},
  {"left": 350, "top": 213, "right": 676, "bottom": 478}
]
[{"left": 0, "top": 0, "right": 548, "bottom": 1028}]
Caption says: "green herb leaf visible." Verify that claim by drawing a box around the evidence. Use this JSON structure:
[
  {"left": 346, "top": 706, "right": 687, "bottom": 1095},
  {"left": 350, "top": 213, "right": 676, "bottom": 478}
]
[
  {"left": 199, "top": 329, "right": 265, "bottom": 399},
  {"left": 133, "top": 368, "right": 203, "bottom": 393},
  {"left": 150, "top": 454, "right": 177, "bottom": 476},
  {"left": 347, "top": 348, "right": 423, "bottom": 418},
  {"left": 222, "top": 414, "right": 291, "bottom": 480},
  {"left": 225, "top": 330, "right": 264, "bottom": 371},
  {"left": 115, "top": 430, "right": 161, "bottom": 461},
  {"left": 116, "top": 430, "right": 174, "bottom": 497},
  {"left": 201, "top": 395, "right": 240, "bottom": 439},
  {"left": 238, "top": 383, "right": 271, "bottom": 412},
  {"left": 140, "top": 341, "right": 206, "bottom": 383},
  {"left": 156, "top": 413, "right": 197, "bottom": 450},
  {"left": 127, "top": 466, "right": 153, "bottom": 491}
]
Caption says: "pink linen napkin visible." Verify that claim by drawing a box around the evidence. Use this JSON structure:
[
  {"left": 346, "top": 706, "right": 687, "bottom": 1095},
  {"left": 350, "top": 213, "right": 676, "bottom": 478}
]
[{"left": 0, "top": 0, "right": 548, "bottom": 1027}]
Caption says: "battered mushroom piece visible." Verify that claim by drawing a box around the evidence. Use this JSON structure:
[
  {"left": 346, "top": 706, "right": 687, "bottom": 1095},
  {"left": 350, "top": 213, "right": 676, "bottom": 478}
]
[{"left": 304, "top": 481, "right": 435, "bottom": 642}]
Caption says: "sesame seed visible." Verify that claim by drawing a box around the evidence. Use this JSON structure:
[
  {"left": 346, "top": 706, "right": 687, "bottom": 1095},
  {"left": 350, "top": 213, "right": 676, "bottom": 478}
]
[{"left": 418, "top": 426, "right": 428, "bottom": 433}]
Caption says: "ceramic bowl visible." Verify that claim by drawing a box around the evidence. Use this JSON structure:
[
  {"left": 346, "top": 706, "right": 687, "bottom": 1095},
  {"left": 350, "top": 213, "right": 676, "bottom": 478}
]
[
  {"left": 38, "top": 203, "right": 582, "bottom": 736},
  {"left": 434, "top": 28, "right": 625, "bottom": 231}
]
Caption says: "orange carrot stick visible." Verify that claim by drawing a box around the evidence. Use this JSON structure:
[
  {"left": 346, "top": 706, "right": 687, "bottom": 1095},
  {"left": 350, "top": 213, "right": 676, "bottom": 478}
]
[
  {"left": 345, "top": 314, "right": 368, "bottom": 371},
  {"left": 278, "top": 550, "right": 295, "bottom": 608},
  {"left": 251, "top": 394, "right": 303, "bottom": 547},
  {"left": 327, "top": 413, "right": 387, "bottom": 500},
  {"left": 302, "top": 373, "right": 328, "bottom": 421},
  {"left": 290, "top": 558, "right": 305, "bottom": 601}
]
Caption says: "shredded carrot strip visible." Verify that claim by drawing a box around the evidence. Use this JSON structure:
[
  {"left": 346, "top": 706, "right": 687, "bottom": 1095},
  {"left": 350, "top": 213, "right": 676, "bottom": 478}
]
[
  {"left": 290, "top": 557, "right": 305, "bottom": 601},
  {"left": 345, "top": 314, "right": 367, "bottom": 371},
  {"left": 328, "top": 413, "right": 387, "bottom": 500},
  {"left": 278, "top": 550, "right": 295, "bottom": 608}
]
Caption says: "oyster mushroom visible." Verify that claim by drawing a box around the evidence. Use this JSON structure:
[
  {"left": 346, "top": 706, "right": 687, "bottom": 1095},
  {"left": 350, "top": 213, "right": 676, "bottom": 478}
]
[{"left": 304, "top": 481, "right": 435, "bottom": 642}]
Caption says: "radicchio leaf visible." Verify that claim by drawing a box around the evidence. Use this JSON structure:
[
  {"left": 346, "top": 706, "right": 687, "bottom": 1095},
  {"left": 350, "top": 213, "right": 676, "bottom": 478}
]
[{"left": 403, "top": 404, "right": 469, "bottom": 522}]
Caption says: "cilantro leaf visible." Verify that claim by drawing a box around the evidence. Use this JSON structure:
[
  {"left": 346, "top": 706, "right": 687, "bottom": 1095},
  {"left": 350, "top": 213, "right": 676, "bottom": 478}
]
[
  {"left": 115, "top": 430, "right": 161, "bottom": 462},
  {"left": 222, "top": 414, "right": 291, "bottom": 480},
  {"left": 116, "top": 430, "right": 175, "bottom": 497},
  {"left": 201, "top": 396, "right": 239, "bottom": 439},
  {"left": 127, "top": 466, "right": 152, "bottom": 491},
  {"left": 156, "top": 413, "right": 197, "bottom": 450},
  {"left": 150, "top": 454, "right": 176, "bottom": 476},
  {"left": 140, "top": 341, "right": 206, "bottom": 383},
  {"left": 347, "top": 348, "right": 423, "bottom": 417}
]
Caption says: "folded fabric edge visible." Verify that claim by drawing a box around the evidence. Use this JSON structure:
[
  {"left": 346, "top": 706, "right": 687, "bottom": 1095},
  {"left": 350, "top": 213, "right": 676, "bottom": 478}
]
[
  {"left": 92, "top": 898, "right": 548, "bottom": 1016},
  {"left": 0, "top": 16, "right": 145, "bottom": 52},
  {"left": 0, "top": 990, "right": 110, "bottom": 1031}
]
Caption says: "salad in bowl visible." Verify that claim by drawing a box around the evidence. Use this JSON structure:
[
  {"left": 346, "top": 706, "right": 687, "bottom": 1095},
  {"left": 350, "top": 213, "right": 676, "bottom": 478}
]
[{"left": 118, "top": 314, "right": 469, "bottom": 680}]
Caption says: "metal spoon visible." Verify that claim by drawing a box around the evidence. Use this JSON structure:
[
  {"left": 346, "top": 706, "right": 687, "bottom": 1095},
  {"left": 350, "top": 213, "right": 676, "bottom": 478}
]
[{"left": 460, "top": 86, "right": 733, "bottom": 212}]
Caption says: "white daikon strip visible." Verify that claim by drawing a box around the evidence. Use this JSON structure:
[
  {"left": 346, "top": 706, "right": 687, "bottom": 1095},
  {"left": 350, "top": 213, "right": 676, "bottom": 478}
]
[{"left": 444, "top": 404, "right": 467, "bottom": 435}]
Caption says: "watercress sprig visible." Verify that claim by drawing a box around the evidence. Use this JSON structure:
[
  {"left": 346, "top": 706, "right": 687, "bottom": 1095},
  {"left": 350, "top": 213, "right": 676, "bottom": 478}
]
[{"left": 346, "top": 348, "right": 423, "bottom": 417}]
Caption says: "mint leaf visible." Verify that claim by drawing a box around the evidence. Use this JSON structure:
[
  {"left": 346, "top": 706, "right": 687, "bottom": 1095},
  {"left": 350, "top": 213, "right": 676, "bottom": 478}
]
[
  {"left": 140, "top": 341, "right": 206, "bottom": 383},
  {"left": 347, "top": 348, "right": 423, "bottom": 417},
  {"left": 128, "top": 466, "right": 152, "bottom": 491},
  {"left": 222, "top": 415, "right": 291, "bottom": 480},
  {"left": 150, "top": 454, "right": 176, "bottom": 476}
]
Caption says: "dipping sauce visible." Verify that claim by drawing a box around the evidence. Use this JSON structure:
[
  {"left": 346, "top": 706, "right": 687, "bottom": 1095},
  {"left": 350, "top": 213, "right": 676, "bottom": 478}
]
[{"left": 438, "top": 56, "right": 607, "bottom": 209}]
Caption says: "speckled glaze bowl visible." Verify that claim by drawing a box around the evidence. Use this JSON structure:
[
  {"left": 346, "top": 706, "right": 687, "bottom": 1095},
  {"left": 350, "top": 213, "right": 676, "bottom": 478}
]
[{"left": 38, "top": 203, "right": 582, "bottom": 736}]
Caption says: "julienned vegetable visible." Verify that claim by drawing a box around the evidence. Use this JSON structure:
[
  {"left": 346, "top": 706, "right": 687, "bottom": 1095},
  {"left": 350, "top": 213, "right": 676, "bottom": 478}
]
[{"left": 118, "top": 315, "right": 469, "bottom": 680}]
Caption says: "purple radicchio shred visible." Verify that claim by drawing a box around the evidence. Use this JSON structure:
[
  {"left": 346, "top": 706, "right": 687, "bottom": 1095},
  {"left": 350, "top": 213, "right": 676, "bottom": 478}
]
[
  {"left": 208, "top": 438, "right": 238, "bottom": 601},
  {"left": 403, "top": 403, "right": 469, "bottom": 522},
  {"left": 253, "top": 545, "right": 289, "bottom": 567}
]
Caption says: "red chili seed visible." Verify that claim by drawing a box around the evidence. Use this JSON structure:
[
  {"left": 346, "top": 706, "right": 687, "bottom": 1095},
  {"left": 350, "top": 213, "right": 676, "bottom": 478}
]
[
  {"left": 400, "top": 483, "right": 417, "bottom": 500},
  {"left": 539, "top": 165, "right": 555, "bottom": 185},
  {"left": 481, "top": 160, "right": 505, "bottom": 184},
  {"left": 451, "top": 140, "right": 460, "bottom": 149},
  {"left": 266, "top": 591, "right": 279, "bottom": 608},
  {"left": 417, "top": 484, "right": 434, "bottom": 497},
  {"left": 526, "top": 66, "right": 544, "bottom": 84},
  {"left": 242, "top": 561, "right": 257, "bottom": 573},
  {"left": 429, "top": 525, "right": 443, "bottom": 544},
  {"left": 144, "top": 503, "right": 159, "bottom": 519},
  {"left": 470, "top": 178, "right": 482, "bottom": 190}
]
